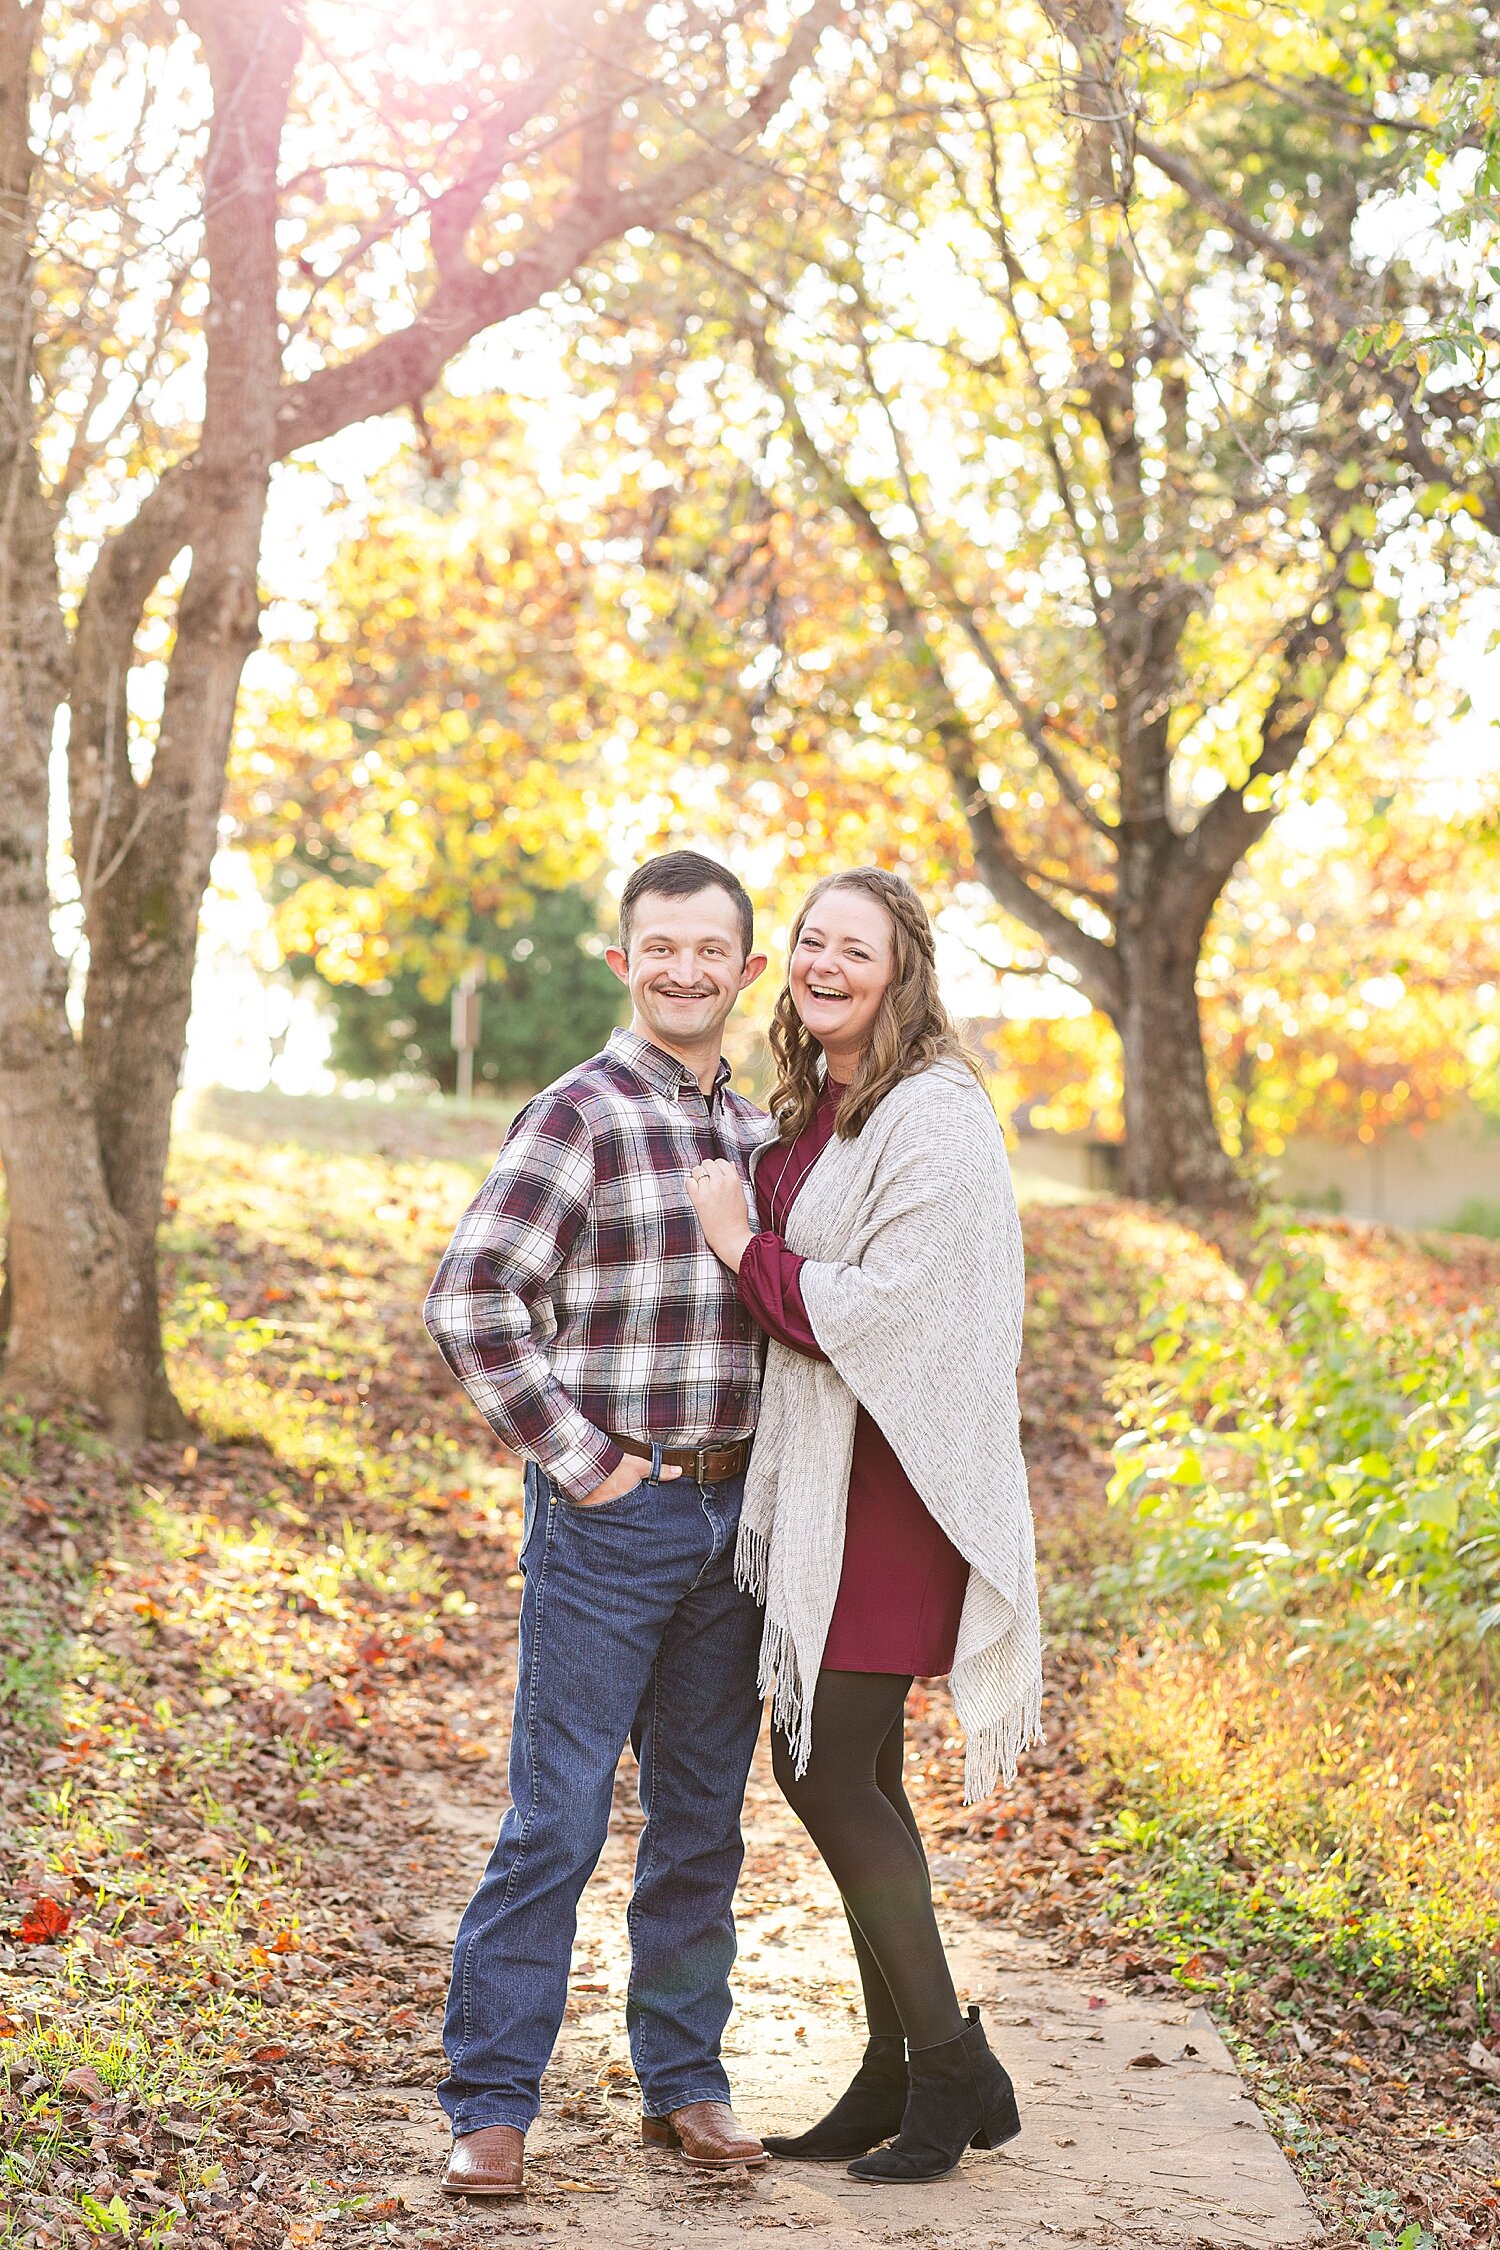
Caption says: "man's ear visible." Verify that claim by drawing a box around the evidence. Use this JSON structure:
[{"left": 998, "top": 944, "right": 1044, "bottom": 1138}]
[
  {"left": 739, "top": 952, "right": 769, "bottom": 992},
  {"left": 605, "top": 944, "right": 630, "bottom": 986}
]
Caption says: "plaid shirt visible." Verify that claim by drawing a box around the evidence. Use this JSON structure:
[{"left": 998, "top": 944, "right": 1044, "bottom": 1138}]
[{"left": 423, "top": 1028, "right": 772, "bottom": 1498}]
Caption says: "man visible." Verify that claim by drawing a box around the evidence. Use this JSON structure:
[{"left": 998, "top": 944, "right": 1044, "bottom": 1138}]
[{"left": 422, "top": 849, "right": 772, "bottom": 2198}]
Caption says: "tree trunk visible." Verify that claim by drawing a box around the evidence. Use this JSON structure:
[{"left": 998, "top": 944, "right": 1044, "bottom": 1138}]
[
  {"left": 67, "top": 0, "right": 299, "bottom": 1436},
  {"left": 0, "top": 592, "right": 141, "bottom": 1430},
  {"left": 79, "top": 533, "right": 269, "bottom": 1438},
  {"left": 1117, "top": 932, "right": 1246, "bottom": 1206},
  {"left": 0, "top": 0, "right": 141, "bottom": 1431}
]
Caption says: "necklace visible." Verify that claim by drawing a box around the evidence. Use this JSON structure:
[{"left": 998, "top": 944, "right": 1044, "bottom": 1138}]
[
  {"left": 767, "top": 1083, "right": 836, "bottom": 1237},
  {"left": 767, "top": 1143, "right": 809, "bottom": 1239}
]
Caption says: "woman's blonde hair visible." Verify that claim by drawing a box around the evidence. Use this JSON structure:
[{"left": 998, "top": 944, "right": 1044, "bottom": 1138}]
[{"left": 769, "top": 867, "right": 982, "bottom": 1142}]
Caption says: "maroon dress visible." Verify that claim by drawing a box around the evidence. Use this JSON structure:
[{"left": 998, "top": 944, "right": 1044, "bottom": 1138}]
[{"left": 737, "top": 1078, "right": 970, "bottom": 1677}]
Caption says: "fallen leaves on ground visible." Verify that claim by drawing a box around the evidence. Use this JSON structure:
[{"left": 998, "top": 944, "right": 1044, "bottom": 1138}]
[{"left": 4, "top": 1109, "right": 1498, "bottom": 2249}]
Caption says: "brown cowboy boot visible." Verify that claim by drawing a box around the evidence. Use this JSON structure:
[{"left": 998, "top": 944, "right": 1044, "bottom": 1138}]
[
  {"left": 641, "top": 2100, "right": 768, "bottom": 2170},
  {"left": 441, "top": 2123, "right": 526, "bottom": 2197}
]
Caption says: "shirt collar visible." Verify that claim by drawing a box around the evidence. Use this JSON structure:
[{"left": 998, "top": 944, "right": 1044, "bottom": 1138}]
[{"left": 607, "top": 1025, "right": 732, "bottom": 1103}]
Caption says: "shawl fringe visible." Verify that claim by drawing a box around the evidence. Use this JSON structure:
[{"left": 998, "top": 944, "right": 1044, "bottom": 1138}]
[
  {"left": 956, "top": 1672, "right": 1045, "bottom": 1803},
  {"left": 736, "top": 1525, "right": 817, "bottom": 1775},
  {"left": 734, "top": 1520, "right": 768, "bottom": 1604}
]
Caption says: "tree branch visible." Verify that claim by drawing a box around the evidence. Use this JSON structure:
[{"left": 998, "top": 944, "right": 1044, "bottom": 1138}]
[
  {"left": 950, "top": 749, "right": 1123, "bottom": 1017},
  {"left": 845, "top": 311, "right": 1117, "bottom": 843},
  {"left": 1171, "top": 567, "right": 1354, "bottom": 927},
  {"left": 428, "top": 3, "right": 600, "bottom": 277},
  {"left": 739, "top": 316, "right": 1123, "bottom": 1014},
  {"left": 1134, "top": 128, "right": 1500, "bottom": 537},
  {"left": 72, "top": 0, "right": 841, "bottom": 688}
]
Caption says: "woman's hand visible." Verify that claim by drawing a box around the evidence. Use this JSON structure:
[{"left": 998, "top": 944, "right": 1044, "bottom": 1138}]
[{"left": 685, "top": 1158, "right": 755, "bottom": 1273}]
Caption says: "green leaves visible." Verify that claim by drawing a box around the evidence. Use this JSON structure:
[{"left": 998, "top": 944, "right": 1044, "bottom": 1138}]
[{"left": 79, "top": 2193, "right": 132, "bottom": 2237}]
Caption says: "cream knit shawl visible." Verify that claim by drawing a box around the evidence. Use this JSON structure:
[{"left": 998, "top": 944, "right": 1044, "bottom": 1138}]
[{"left": 736, "top": 1062, "right": 1043, "bottom": 1803}]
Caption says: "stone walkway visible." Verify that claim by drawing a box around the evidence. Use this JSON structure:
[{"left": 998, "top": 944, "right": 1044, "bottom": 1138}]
[{"left": 352, "top": 1742, "right": 1321, "bottom": 2248}]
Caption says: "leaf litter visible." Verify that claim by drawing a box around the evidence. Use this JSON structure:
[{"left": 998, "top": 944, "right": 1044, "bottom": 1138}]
[{"left": 2, "top": 1112, "right": 1497, "bottom": 2246}]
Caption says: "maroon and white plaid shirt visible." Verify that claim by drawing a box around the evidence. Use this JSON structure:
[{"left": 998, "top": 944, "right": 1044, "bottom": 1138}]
[{"left": 423, "top": 1028, "right": 772, "bottom": 1498}]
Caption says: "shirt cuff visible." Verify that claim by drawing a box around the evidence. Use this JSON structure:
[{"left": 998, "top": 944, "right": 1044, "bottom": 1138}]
[{"left": 537, "top": 1424, "right": 624, "bottom": 1501}]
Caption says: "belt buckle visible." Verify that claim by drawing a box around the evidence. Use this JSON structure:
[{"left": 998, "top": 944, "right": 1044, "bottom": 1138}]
[{"left": 693, "top": 1445, "right": 712, "bottom": 1483}]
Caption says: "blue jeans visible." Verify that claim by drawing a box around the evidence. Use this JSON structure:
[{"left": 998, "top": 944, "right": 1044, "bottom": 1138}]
[{"left": 438, "top": 1462, "right": 763, "bottom": 2135}]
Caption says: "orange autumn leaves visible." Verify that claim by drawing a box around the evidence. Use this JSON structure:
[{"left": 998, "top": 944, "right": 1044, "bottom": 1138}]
[{"left": 15, "top": 1896, "right": 72, "bottom": 1945}]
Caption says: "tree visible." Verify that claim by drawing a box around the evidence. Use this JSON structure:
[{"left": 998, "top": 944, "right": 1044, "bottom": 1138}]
[
  {"left": 316, "top": 884, "right": 624, "bottom": 1096},
  {"left": 229, "top": 416, "right": 631, "bottom": 1089},
  {"left": 1202, "top": 803, "right": 1500, "bottom": 1161},
  {"left": 0, "top": 0, "right": 838, "bottom": 1436},
  {"left": 234, "top": 392, "right": 640, "bottom": 997},
  {"left": 243, "top": 323, "right": 1498, "bottom": 1171},
  {"left": 563, "top": 0, "right": 1499, "bottom": 1203}
]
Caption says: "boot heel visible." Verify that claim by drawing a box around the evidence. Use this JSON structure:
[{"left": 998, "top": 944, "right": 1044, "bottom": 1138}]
[
  {"left": 970, "top": 2084, "right": 1021, "bottom": 2151},
  {"left": 847, "top": 2009, "right": 1020, "bottom": 2185}
]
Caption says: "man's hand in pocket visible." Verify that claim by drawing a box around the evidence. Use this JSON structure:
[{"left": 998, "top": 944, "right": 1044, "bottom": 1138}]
[{"left": 574, "top": 1453, "right": 683, "bottom": 1508}]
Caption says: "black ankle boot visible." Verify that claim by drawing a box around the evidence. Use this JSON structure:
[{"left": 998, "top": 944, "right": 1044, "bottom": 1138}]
[
  {"left": 762, "top": 2034, "right": 908, "bottom": 2161},
  {"left": 845, "top": 2007, "right": 1019, "bottom": 2183}
]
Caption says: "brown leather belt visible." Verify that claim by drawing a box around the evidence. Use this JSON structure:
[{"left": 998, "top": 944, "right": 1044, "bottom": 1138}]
[{"left": 603, "top": 1435, "right": 750, "bottom": 1483}]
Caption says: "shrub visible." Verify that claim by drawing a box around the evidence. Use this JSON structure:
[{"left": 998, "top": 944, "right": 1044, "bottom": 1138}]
[
  {"left": 1449, "top": 1197, "right": 1500, "bottom": 1241},
  {"left": 1106, "top": 1223, "right": 1500, "bottom": 1646}
]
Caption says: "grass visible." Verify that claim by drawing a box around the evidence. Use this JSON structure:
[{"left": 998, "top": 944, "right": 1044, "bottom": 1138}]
[
  {"left": 1089, "top": 1211, "right": 1500, "bottom": 2016},
  {"left": 175, "top": 1083, "right": 515, "bottom": 1166},
  {"left": 1082, "top": 1627, "right": 1499, "bottom": 2008},
  {"left": 0, "top": 1436, "right": 398, "bottom": 2244}
]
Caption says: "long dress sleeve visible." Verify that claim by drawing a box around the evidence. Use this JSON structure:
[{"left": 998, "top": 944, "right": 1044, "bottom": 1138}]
[
  {"left": 738, "top": 1236, "right": 828, "bottom": 1361},
  {"left": 738, "top": 1086, "right": 840, "bottom": 1361}
]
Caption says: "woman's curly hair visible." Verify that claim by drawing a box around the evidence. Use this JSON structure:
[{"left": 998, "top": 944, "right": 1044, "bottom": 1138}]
[{"left": 769, "top": 867, "right": 982, "bottom": 1142}]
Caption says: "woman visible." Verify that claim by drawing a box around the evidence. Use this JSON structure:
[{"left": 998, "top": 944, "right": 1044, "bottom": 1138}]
[{"left": 684, "top": 866, "right": 1042, "bottom": 2185}]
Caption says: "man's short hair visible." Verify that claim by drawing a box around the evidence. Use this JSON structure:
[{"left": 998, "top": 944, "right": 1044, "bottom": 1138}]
[{"left": 619, "top": 850, "right": 754, "bottom": 959}]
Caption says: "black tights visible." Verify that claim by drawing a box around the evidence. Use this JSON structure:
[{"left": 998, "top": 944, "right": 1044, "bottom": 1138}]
[{"left": 771, "top": 1670, "right": 965, "bottom": 2052}]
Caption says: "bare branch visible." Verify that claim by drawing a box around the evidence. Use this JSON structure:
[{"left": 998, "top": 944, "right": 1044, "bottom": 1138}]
[
  {"left": 833, "top": 306, "right": 1117, "bottom": 844},
  {"left": 1134, "top": 127, "right": 1500, "bottom": 535},
  {"left": 74, "top": 0, "right": 840, "bottom": 652},
  {"left": 951, "top": 751, "right": 1123, "bottom": 1016},
  {"left": 953, "top": 928, "right": 1082, "bottom": 983},
  {"left": 738, "top": 312, "right": 1123, "bottom": 1011},
  {"left": 1173, "top": 564, "right": 1355, "bottom": 922},
  {"left": 427, "top": 6, "right": 598, "bottom": 277}
]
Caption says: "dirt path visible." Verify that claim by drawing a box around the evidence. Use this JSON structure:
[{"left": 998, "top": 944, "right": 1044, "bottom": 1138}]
[{"left": 314, "top": 1734, "right": 1319, "bottom": 2249}]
